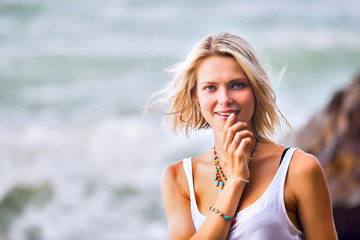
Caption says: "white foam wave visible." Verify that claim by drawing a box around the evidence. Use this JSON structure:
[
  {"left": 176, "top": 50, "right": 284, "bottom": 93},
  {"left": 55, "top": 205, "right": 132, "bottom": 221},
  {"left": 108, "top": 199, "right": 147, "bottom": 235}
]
[{"left": 0, "top": 114, "right": 211, "bottom": 239}]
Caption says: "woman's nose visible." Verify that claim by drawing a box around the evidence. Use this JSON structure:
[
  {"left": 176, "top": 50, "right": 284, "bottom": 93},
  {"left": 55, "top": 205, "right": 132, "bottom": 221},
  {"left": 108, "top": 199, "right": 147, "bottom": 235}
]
[{"left": 218, "top": 89, "right": 233, "bottom": 106}]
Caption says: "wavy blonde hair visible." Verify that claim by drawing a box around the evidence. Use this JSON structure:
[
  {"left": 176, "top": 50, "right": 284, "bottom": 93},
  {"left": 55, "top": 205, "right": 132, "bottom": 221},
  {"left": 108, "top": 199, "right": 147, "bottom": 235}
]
[{"left": 146, "top": 32, "right": 291, "bottom": 142}]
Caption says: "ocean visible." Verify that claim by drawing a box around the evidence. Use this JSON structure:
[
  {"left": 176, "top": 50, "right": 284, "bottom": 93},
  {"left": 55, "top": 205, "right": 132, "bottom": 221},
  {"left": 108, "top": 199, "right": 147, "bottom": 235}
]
[{"left": 0, "top": 0, "right": 359, "bottom": 239}]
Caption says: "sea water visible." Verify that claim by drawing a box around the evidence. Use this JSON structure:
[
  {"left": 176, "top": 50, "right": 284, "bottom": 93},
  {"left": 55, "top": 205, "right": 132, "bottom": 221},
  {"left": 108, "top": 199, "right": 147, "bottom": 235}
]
[{"left": 0, "top": 0, "right": 359, "bottom": 239}]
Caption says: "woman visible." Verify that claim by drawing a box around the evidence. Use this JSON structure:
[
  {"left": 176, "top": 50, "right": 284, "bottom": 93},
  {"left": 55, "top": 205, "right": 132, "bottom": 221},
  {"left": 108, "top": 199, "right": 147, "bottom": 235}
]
[{"left": 147, "top": 32, "right": 337, "bottom": 239}]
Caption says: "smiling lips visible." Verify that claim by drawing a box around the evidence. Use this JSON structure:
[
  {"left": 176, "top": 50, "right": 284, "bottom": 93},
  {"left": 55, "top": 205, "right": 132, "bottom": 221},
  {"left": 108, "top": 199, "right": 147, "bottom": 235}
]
[{"left": 215, "top": 110, "right": 240, "bottom": 118}]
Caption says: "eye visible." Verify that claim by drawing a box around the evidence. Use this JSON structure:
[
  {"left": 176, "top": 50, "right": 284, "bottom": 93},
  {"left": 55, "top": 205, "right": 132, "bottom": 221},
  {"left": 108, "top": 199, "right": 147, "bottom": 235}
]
[
  {"left": 204, "top": 85, "right": 216, "bottom": 91},
  {"left": 233, "top": 82, "right": 245, "bottom": 88}
]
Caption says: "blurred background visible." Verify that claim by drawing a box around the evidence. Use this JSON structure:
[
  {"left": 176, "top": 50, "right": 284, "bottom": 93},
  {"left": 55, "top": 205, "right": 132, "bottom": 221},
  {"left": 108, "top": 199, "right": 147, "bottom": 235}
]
[{"left": 0, "top": 0, "right": 359, "bottom": 239}]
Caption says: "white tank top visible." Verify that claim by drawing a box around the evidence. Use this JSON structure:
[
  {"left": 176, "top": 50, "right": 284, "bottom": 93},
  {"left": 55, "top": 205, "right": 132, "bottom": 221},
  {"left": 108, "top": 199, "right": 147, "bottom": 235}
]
[{"left": 182, "top": 148, "right": 305, "bottom": 240}]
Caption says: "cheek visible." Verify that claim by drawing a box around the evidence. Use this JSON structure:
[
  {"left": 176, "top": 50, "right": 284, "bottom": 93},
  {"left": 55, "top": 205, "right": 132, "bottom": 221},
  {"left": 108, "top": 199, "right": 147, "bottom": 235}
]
[
  {"left": 197, "top": 94, "right": 214, "bottom": 112},
  {"left": 238, "top": 90, "right": 255, "bottom": 105},
  {"left": 246, "top": 92, "right": 256, "bottom": 116}
]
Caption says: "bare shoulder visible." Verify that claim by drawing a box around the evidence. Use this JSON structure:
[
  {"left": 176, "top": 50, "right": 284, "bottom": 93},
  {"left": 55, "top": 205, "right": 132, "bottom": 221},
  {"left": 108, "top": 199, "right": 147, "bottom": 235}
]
[
  {"left": 161, "top": 159, "right": 189, "bottom": 198},
  {"left": 162, "top": 160, "right": 185, "bottom": 181},
  {"left": 290, "top": 149, "right": 324, "bottom": 178},
  {"left": 287, "top": 149, "right": 326, "bottom": 196}
]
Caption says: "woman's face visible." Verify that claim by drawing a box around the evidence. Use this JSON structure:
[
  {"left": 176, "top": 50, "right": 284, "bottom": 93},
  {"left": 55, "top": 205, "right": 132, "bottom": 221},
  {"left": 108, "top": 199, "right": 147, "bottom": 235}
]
[{"left": 195, "top": 55, "right": 256, "bottom": 134}]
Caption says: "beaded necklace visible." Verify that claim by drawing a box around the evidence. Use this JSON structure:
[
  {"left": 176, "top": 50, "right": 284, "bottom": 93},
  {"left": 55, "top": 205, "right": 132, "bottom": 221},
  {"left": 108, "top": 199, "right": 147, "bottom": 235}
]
[{"left": 213, "top": 139, "right": 258, "bottom": 194}]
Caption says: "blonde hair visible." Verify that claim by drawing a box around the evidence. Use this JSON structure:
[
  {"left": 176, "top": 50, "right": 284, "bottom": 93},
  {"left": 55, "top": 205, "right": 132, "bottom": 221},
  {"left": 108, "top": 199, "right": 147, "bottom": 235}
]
[{"left": 146, "top": 32, "right": 291, "bottom": 142}]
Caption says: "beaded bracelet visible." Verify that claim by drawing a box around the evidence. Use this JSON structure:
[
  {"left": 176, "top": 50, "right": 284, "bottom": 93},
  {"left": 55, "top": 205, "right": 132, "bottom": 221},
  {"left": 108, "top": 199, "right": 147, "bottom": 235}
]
[
  {"left": 229, "top": 175, "right": 250, "bottom": 183},
  {"left": 209, "top": 206, "right": 236, "bottom": 221}
]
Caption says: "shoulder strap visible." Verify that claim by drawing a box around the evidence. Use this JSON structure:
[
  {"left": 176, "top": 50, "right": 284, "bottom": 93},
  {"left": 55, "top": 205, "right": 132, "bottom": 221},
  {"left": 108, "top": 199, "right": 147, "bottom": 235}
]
[
  {"left": 277, "top": 148, "right": 298, "bottom": 196},
  {"left": 182, "top": 158, "right": 196, "bottom": 202},
  {"left": 280, "top": 148, "right": 297, "bottom": 172},
  {"left": 182, "top": 158, "right": 207, "bottom": 230},
  {"left": 279, "top": 147, "right": 290, "bottom": 167}
]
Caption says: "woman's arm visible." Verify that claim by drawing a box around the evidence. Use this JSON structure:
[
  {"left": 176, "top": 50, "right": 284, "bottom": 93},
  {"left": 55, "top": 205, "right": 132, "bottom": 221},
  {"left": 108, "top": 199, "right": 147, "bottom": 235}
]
[
  {"left": 290, "top": 151, "right": 337, "bottom": 240},
  {"left": 161, "top": 163, "right": 196, "bottom": 239}
]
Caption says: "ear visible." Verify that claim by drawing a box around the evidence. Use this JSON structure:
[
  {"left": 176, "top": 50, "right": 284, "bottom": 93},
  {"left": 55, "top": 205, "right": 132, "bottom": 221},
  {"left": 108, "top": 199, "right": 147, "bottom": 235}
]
[{"left": 191, "top": 85, "right": 199, "bottom": 103}]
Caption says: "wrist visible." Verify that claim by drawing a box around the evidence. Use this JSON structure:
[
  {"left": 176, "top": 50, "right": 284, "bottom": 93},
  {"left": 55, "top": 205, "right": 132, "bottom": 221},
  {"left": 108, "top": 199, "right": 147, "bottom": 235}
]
[
  {"left": 229, "top": 169, "right": 250, "bottom": 180},
  {"left": 225, "top": 177, "right": 248, "bottom": 189},
  {"left": 228, "top": 175, "right": 249, "bottom": 183}
]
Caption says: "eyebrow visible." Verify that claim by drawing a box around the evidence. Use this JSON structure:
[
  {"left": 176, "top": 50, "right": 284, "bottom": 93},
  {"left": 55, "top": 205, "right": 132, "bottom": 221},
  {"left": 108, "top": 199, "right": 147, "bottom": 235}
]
[{"left": 198, "top": 78, "right": 248, "bottom": 85}]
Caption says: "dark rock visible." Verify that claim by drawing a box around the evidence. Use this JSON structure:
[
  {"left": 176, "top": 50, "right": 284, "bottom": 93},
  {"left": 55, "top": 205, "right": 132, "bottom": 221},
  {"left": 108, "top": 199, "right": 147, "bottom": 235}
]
[
  {"left": 294, "top": 72, "right": 360, "bottom": 240},
  {"left": 333, "top": 205, "right": 360, "bottom": 240}
]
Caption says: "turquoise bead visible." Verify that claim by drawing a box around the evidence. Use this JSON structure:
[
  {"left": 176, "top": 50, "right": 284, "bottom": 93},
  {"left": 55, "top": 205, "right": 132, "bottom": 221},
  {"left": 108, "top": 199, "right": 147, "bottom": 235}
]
[
  {"left": 214, "top": 175, "right": 218, "bottom": 180},
  {"left": 211, "top": 207, "right": 215, "bottom": 211},
  {"left": 220, "top": 181, "right": 224, "bottom": 186},
  {"left": 225, "top": 216, "right": 232, "bottom": 220},
  {"left": 219, "top": 189, "right": 222, "bottom": 194},
  {"left": 215, "top": 181, "right": 219, "bottom": 186}
]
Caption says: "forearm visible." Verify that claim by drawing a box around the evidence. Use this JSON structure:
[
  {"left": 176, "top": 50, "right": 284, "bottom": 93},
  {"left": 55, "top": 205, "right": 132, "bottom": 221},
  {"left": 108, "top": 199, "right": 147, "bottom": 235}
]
[{"left": 190, "top": 179, "right": 246, "bottom": 240}]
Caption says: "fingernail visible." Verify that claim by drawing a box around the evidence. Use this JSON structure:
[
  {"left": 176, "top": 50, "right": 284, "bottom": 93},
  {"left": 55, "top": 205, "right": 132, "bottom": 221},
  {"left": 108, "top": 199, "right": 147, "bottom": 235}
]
[{"left": 230, "top": 113, "right": 235, "bottom": 118}]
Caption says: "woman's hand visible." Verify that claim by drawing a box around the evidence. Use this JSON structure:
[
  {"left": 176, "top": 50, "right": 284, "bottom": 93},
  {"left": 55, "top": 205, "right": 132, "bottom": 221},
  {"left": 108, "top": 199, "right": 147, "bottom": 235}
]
[{"left": 221, "top": 113, "right": 254, "bottom": 180}]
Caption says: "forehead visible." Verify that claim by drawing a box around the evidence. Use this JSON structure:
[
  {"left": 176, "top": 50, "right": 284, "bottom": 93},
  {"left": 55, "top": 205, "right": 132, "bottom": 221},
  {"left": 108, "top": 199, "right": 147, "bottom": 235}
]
[{"left": 197, "top": 55, "right": 247, "bottom": 83}]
